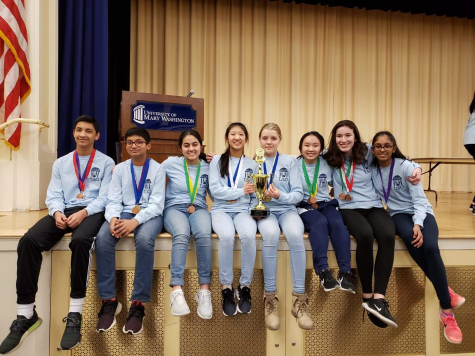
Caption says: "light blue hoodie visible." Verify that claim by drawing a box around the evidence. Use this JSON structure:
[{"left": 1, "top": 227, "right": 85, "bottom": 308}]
[{"left": 296, "top": 156, "right": 333, "bottom": 203}]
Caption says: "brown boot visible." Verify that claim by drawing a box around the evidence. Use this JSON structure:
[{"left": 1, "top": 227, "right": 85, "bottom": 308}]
[
  {"left": 291, "top": 292, "right": 314, "bottom": 330},
  {"left": 264, "top": 291, "right": 280, "bottom": 331}
]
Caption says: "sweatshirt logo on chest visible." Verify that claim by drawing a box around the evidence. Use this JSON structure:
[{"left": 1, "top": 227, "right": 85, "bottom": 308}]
[
  {"left": 318, "top": 174, "right": 328, "bottom": 189},
  {"left": 200, "top": 174, "right": 208, "bottom": 188},
  {"left": 144, "top": 179, "right": 152, "bottom": 193},
  {"left": 278, "top": 168, "right": 289, "bottom": 182},
  {"left": 90, "top": 167, "right": 101, "bottom": 181},
  {"left": 244, "top": 168, "right": 253, "bottom": 183},
  {"left": 361, "top": 160, "right": 370, "bottom": 174},
  {"left": 392, "top": 175, "right": 404, "bottom": 191}
]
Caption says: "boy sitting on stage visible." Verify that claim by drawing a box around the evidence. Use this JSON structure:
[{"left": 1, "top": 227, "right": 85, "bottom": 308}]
[
  {"left": 95, "top": 127, "right": 165, "bottom": 335},
  {"left": 0, "top": 115, "right": 114, "bottom": 354}
]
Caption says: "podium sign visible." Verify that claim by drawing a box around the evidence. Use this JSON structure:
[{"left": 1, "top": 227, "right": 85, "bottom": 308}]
[{"left": 131, "top": 102, "right": 197, "bottom": 131}]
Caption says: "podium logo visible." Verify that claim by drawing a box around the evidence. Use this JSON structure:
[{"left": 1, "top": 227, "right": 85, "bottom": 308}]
[{"left": 133, "top": 105, "right": 146, "bottom": 124}]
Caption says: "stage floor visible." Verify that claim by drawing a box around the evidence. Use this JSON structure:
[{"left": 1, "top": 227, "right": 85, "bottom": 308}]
[{"left": 1, "top": 192, "right": 475, "bottom": 239}]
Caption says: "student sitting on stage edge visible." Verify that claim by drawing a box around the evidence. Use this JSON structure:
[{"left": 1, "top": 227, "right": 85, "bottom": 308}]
[
  {"left": 0, "top": 115, "right": 114, "bottom": 354},
  {"left": 95, "top": 127, "right": 165, "bottom": 335}
]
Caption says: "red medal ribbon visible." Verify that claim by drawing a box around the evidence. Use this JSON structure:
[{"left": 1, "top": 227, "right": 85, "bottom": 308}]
[
  {"left": 341, "top": 160, "right": 356, "bottom": 193},
  {"left": 73, "top": 149, "right": 96, "bottom": 192}
]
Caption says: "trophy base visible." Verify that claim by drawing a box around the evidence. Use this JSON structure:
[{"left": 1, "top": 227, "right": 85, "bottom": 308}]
[{"left": 251, "top": 209, "right": 269, "bottom": 218}]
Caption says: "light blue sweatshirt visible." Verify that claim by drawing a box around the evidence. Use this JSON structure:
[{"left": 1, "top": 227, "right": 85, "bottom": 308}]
[
  {"left": 463, "top": 112, "right": 475, "bottom": 145},
  {"left": 261, "top": 153, "right": 303, "bottom": 213},
  {"left": 371, "top": 158, "right": 434, "bottom": 227},
  {"left": 209, "top": 154, "right": 258, "bottom": 213},
  {"left": 45, "top": 150, "right": 114, "bottom": 217},
  {"left": 162, "top": 156, "right": 210, "bottom": 210},
  {"left": 296, "top": 156, "right": 333, "bottom": 203},
  {"left": 105, "top": 159, "right": 166, "bottom": 224}
]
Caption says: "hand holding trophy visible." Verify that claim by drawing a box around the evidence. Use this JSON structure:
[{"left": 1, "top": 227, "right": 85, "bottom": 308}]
[{"left": 250, "top": 148, "right": 270, "bottom": 218}]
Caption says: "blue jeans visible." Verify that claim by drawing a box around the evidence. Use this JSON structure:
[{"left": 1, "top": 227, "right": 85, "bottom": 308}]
[
  {"left": 392, "top": 213, "right": 451, "bottom": 309},
  {"left": 164, "top": 205, "right": 212, "bottom": 287},
  {"left": 211, "top": 212, "right": 257, "bottom": 286},
  {"left": 96, "top": 213, "right": 163, "bottom": 302},
  {"left": 257, "top": 210, "right": 306, "bottom": 294},
  {"left": 299, "top": 200, "right": 351, "bottom": 274}
]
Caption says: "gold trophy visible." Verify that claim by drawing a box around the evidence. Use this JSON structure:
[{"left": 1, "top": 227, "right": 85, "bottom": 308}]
[{"left": 250, "top": 148, "right": 270, "bottom": 218}]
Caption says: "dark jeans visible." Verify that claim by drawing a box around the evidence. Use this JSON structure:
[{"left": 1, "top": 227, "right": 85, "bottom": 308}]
[
  {"left": 17, "top": 206, "right": 104, "bottom": 304},
  {"left": 340, "top": 207, "right": 395, "bottom": 295},
  {"left": 464, "top": 144, "right": 475, "bottom": 202},
  {"left": 299, "top": 200, "right": 351, "bottom": 274},
  {"left": 392, "top": 213, "right": 451, "bottom": 309}
]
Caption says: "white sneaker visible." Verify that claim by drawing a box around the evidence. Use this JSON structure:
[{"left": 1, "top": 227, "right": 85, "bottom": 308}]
[
  {"left": 195, "top": 290, "right": 213, "bottom": 319},
  {"left": 170, "top": 289, "right": 190, "bottom": 316}
]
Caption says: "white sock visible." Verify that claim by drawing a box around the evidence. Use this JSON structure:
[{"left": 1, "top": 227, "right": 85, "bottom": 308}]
[
  {"left": 17, "top": 303, "right": 35, "bottom": 319},
  {"left": 222, "top": 284, "right": 232, "bottom": 290},
  {"left": 69, "top": 298, "right": 85, "bottom": 314}
]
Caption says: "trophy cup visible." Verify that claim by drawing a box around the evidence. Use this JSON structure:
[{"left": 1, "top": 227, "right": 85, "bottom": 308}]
[{"left": 250, "top": 148, "right": 270, "bottom": 218}]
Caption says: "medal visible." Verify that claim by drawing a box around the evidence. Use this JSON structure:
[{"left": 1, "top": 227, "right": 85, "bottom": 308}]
[
  {"left": 130, "top": 159, "right": 150, "bottom": 215},
  {"left": 377, "top": 159, "right": 395, "bottom": 204},
  {"left": 226, "top": 200, "right": 238, "bottom": 204},
  {"left": 263, "top": 152, "right": 279, "bottom": 191},
  {"left": 73, "top": 149, "right": 96, "bottom": 199},
  {"left": 338, "top": 159, "right": 356, "bottom": 200},
  {"left": 184, "top": 159, "right": 201, "bottom": 214},
  {"left": 302, "top": 157, "right": 320, "bottom": 206}
]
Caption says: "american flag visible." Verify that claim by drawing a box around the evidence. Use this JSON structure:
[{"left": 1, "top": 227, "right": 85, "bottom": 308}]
[{"left": 0, "top": 0, "right": 30, "bottom": 150}]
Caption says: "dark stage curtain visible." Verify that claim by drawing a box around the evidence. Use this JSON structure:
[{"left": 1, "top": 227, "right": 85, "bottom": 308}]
[
  {"left": 58, "top": 0, "right": 109, "bottom": 156},
  {"left": 271, "top": 0, "right": 475, "bottom": 19}
]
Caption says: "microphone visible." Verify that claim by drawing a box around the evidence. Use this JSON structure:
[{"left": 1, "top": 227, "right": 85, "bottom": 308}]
[{"left": 187, "top": 90, "right": 194, "bottom": 97}]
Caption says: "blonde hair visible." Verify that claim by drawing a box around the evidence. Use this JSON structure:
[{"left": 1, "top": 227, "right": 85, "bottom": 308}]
[{"left": 259, "top": 123, "right": 282, "bottom": 139}]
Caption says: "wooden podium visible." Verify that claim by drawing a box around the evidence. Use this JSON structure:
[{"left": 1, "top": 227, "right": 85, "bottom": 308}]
[{"left": 120, "top": 91, "right": 204, "bottom": 163}]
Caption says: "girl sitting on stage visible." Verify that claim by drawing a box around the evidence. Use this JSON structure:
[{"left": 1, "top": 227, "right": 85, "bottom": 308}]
[
  {"left": 370, "top": 131, "right": 465, "bottom": 344},
  {"left": 162, "top": 130, "right": 213, "bottom": 319},
  {"left": 323, "top": 120, "right": 422, "bottom": 329},
  {"left": 257, "top": 123, "right": 313, "bottom": 331},
  {"left": 296, "top": 131, "right": 355, "bottom": 294},
  {"left": 209, "top": 123, "right": 258, "bottom": 317}
]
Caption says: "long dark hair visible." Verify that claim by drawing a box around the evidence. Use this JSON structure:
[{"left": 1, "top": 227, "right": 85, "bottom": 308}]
[
  {"left": 470, "top": 92, "right": 475, "bottom": 114},
  {"left": 219, "top": 123, "right": 249, "bottom": 178},
  {"left": 297, "top": 131, "right": 324, "bottom": 159},
  {"left": 323, "top": 120, "right": 368, "bottom": 167},
  {"left": 370, "top": 131, "right": 407, "bottom": 168},
  {"left": 178, "top": 130, "right": 207, "bottom": 162}
]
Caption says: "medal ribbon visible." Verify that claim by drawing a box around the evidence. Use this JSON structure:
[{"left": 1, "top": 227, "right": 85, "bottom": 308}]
[
  {"left": 184, "top": 159, "right": 201, "bottom": 204},
  {"left": 73, "top": 149, "right": 96, "bottom": 192},
  {"left": 377, "top": 159, "right": 395, "bottom": 203},
  {"left": 302, "top": 157, "right": 320, "bottom": 198},
  {"left": 338, "top": 159, "right": 355, "bottom": 194},
  {"left": 227, "top": 156, "right": 243, "bottom": 188},
  {"left": 263, "top": 152, "right": 279, "bottom": 189},
  {"left": 130, "top": 159, "right": 150, "bottom": 206}
]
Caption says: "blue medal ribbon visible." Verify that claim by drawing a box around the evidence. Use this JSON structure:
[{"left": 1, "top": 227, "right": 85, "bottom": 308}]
[
  {"left": 227, "top": 157, "right": 242, "bottom": 187},
  {"left": 130, "top": 159, "right": 150, "bottom": 206},
  {"left": 263, "top": 152, "right": 279, "bottom": 189}
]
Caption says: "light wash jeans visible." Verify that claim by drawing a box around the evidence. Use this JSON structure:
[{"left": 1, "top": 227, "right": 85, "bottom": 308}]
[
  {"left": 211, "top": 211, "right": 257, "bottom": 286},
  {"left": 164, "top": 204, "right": 212, "bottom": 287},
  {"left": 96, "top": 213, "right": 163, "bottom": 302},
  {"left": 257, "top": 210, "right": 306, "bottom": 294}
]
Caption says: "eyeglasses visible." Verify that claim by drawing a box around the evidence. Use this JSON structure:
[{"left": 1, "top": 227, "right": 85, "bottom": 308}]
[
  {"left": 372, "top": 145, "right": 394, "bottom": 151},
  {"left": 126, "top": 140, "right": 146, "bottom": 147}
]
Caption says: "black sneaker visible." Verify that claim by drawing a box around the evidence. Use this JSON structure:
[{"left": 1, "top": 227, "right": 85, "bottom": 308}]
[
  {"left": 362, "top": 299, "right": 388, "bottom": 329},
  {"left": 221, "top": 288, "right": 237, "bottom": 316},
  {"left": 338, "top": 271, "right": 356, "bottom": 294},
  {"left": 123, "top": 301, "right": 145, "bottom": 335},
  {"left": 0, "top": 308, "right": 42, "bottom": 354},
  {"left": 59, "top": 312, "right": 82, "bottom": 350},
  {"left": 236, "top": 285, "right": 252, "bottom": 314},
  {"left": 97, "top": 299, "right": 122, "bottom": 332},
  {"left": 469, "top": 203, "right": 475, "bottom": 212},
  {"left": 363, "top": 298, "right": 398, "bottom": 328},
  {"left": 318, "top": 269, "right": 340, "bottom": 292}
]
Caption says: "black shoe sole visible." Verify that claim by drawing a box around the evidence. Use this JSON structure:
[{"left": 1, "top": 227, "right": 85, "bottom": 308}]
[{"left": 362, "top": 302, "right": 398, "bottom": 328}]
